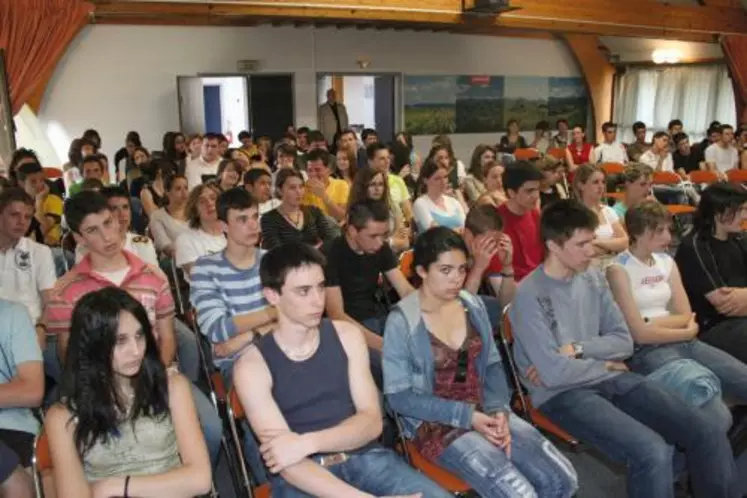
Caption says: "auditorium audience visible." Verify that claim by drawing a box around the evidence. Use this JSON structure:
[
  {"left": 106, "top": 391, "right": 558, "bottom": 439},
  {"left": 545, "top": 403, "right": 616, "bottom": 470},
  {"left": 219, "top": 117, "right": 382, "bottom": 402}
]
[
  {"left": 627, "top": 122, "right": 650, "bottom": 162},
  {"left": 187, "top": 134, "right": 203, "bottom": 161},
  {"left": 612, "top": 163, "right": 654, "bottom": 218},
  {"left": 607, "top": 201, "right": 747, "bottom": 432},
  {"left": 174, "top": 184, "right": 225, "bottom": 278},
  {"left": 412, "top": 160, "right": 466, "bottom": 233},
  {"left": 591, "top": 122, "right": 629, "bottom": 165},
  {"left": 139, "top": 159, "right": 172, "bottom": 217},
  {"left": 428, "top": 138, "right": 466, "bottom": 195},
  {"left": 243, "top": 168, "right": 280, "bottom": 217},
  {"left": 16, "top": 162, "right": 63, "bottom": 246},
  {"left": 216, "top": 159, "right": 242, "bottom": 192},
  {"left": 510, "top": 199, "right": 739, "bottom": 498},
  {"left": 537, "top": 156, "right": 568, "bottom": 208},
  {"left": 185, "top": 133, "right": 222, "bottom": 190},
  {"left": 44, "top": 288, "right": 211, "bottom": 498},
  {"left": 368, "top": 142, "right": 413, "bottom": 224},
  {"left": 148, "top": 174, "right": 189, "bottom": 257},
  {"left": 301, "top": 148, "right": 349, "bottom": 222},
  {"left": 705, "top": 124, "right": 740, "bottom": 174},
  {"left": 639, "top": 132, "right": 674, "bottom": 172},
  {"left": 68, "top": 154, "right": 106, "bottom": 197},
  {"left": 233, "top": 242, "right": 451, "bottom": 497},
  {"left": 497, "top": 119, "right": 527, "bottom": 154},
  {"left": 564, "top": 124, "right": 593, "bottom": 172},
  {"left": 334, "top": 147, "right": 357, "bottom": 187},
  {"left": 384, "top": 227, "right": 578, "bottom": 498},
  {"left": 672, "top": 132, "right": 704, "bottom": 177},
  {"left": 552, "top": 119, "right": 570, "bottom": 149},
  {"left": 475, "top": 160, "right": 508, "bottom": 207},
  {"left": 530, "top": 120, "right": 552, "bottom": 154},
  {"left": 463, "top": 144, "right": 497, "bottom": 204}
]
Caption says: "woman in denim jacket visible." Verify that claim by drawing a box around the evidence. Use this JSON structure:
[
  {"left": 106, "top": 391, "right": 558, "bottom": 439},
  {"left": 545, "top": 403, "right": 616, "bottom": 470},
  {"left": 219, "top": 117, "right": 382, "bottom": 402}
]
[{"left": 383, "top": 227, "right": 578, "bottom": 498}]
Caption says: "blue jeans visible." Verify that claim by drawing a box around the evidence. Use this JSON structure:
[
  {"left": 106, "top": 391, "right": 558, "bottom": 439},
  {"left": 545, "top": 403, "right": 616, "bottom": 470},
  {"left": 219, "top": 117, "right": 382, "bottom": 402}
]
[
  {"left": 270, "top": 446, "right": 452, "bottom": 497},
  {"left": 438, "top": 416, "right": 578, "bottom": 498},
  {"left": 190, "top": 384, "right": 222, "bottom": 467},
  {"left": 175, "top": 319, "right": 200, "bottom": 383},
  {"left": 540, "top": 373, "right": 739, "bottom": 498},
  {"left": 630, "top": 339, "right": 747, "bottom": 432}
]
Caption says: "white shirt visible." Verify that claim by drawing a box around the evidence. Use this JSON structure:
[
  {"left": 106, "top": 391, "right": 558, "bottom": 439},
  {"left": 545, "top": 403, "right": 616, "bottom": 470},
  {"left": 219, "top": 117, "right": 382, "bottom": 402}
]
[
  {"left": 260, "top": 198, "right": 281, "bottom": 216},
  {"left": 149, "top": 209, "right": 189, "bottom": 253},
  {"left": 185, "top": 156, "right": 221, "bottom": 190},
  {"left": 705, "top": 143, "right": 739, "bottom": 173},
  {"left": 639, "top": 150, "right": 674, "bottom": 173},
  {"left": 595, "top": 205, "right": 619, "bottom": 241},
  {"left": 0, "top": 237, "right": 56, "bottom": 323},
  {"left": 76, "top": 232, "right": 159, "bottom": 267},
  {"left": 174, "top": 228, "right": 226, "bottom": 277},
  {"left": 412, "top": 195, "right": 466, "bottom": 232},
  {"left": 94, "top": 266, "right": 131, "bottom": 287},
  {"left": 613, "top": 250, "right": 674, "bottom": 320},
  {"left": 592, "top": 143, "right": 629, "bottom": 165}
]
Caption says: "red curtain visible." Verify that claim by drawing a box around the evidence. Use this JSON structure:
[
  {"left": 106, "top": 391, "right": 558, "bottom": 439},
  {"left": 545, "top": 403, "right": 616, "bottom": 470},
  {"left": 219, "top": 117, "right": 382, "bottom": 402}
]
[
  {"left": 0, "top": 0, "right": 93, "bottom": 115},
  {"left": 722, "top": 36, "right": 747, "bottom": 125}
]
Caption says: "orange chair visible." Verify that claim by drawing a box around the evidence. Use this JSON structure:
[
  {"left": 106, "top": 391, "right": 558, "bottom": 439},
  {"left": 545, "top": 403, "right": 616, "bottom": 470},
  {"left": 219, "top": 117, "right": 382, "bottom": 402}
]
[
  {"left": 727, "top": 169, "right": 747, "bottom": 184},
  {"left": 652, "top": 171, "right": 682, "bottom": 185},
  {"left": 399, "top": 250, "right": 414, "bottom": 281},
  {"left": 513, "top": 148, "right": 541, "bottom": 161},
  {"left": 43, "top": 167, "right": 62, "bottom": 179},
  {"left": 227, "top": 389, "right": 272, "bottom": 498},
  {"left": 546, "top": 148, "right": 566, "bottom": 161},
  {"left": 500, "top": 306, "right": 579, "bottom": 447},
  {"left": 32, "top": 430, "right": 52, "bottom": 498},
  {"left": 600, "top": 162, "right": 624, "bottom": 176},
  {"left": 689, "top": 170, "right": 719, "bottom": 185}
]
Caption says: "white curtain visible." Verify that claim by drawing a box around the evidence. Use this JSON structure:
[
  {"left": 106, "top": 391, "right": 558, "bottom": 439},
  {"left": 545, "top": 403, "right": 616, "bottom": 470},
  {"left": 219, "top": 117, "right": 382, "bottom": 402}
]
[{"left": 614, "top": 64, "right": 737, "bottom": 144}]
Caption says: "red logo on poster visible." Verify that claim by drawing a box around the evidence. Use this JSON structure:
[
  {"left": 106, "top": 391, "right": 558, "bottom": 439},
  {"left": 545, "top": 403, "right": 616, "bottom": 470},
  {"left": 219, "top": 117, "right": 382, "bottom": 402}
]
[{"left": 471, "top": 76, "right": 490, "bottom": 85}]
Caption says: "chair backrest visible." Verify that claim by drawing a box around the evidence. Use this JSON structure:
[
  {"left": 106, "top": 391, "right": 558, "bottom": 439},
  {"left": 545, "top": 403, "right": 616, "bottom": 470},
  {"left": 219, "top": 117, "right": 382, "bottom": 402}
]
[
  {"left": 399, "top": 250, "right": 414, "bottom": 280},
  {"left": 501, "top": 304, "right": 514, "bottom": 343},
  {"left": 600, "top": 162, "right": 624, "bottom": 176},
  {"left": 689, "top": 170, "right": 719, "bottom": 184},
  {"left": 43, "top": 167, "right": 63, "bottom": 179},
  {"left": 513, "top": 148, "right": 540, "bottom": 161},
  {"left": 35, "top": 430, "right": 52, "bottom": 473},
  {"left": 546, "top": 148, "right": 566, "bottom": 161},
  {"left": 229, "top": 389, "right": 245, "bottom": 420},
  {"left": 652, "top": 171, "right": 681, "bottom": 185},
  {"left": 727, "top": 169, "right": 747, "bottom": 183}
]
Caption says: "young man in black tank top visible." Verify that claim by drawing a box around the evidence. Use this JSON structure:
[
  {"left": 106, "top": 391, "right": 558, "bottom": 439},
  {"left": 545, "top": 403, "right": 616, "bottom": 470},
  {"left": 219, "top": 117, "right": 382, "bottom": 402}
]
[{"left": 233, "top": 242, "right": 450, "bottom": 497}]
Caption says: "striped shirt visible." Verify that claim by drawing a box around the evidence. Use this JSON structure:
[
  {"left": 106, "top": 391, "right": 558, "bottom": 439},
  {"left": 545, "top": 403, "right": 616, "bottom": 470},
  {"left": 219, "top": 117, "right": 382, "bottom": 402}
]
[
  {"left": 190, "top": 249, "right": 269, "bottom": 369},
  {"left": 260, "top": 205, "right": 336, "bottom": 250},
  {"left": 43, "top": 250, "right": 175, "bottom": 339}
]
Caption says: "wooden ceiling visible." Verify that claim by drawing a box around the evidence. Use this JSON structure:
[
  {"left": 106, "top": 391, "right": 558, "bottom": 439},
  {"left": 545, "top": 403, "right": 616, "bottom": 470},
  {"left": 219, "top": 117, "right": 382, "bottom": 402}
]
[{"left": 91, "top": 0, "right": 746, "bottom": 42}]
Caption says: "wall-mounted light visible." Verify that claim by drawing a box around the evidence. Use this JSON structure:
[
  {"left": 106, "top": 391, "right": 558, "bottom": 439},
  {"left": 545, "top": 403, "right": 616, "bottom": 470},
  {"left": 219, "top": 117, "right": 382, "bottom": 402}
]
[
  {"left": 652, "top": 48, "right": 682, "bottom": 64},
  {"left": 357, "top": 58, "right": 371, "bottom": 69}
]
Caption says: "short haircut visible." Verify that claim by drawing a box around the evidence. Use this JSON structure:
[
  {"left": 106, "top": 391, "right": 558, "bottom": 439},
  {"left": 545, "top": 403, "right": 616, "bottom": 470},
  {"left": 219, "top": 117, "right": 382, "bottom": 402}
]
[
  {"left": 502, "top": 161, "right": 544, "bottom": 193},
  {"left": 555, "top": 119, "right": 569, "bottom": 127},
  {"left": 276, "top": 143, "right": 297, "bottom": 157},
  {"left": 126, "top": 131, "right": 142, "bottom": 147},
  {"left": 100, "top": 185, "right": 130, "bottom": 204},
  {"left": 9, "top": 148, "right": 39, "bottom": 175},
  {"left": 305, "top": 148, "right": 330, "bottom": 167},
  {"left": 64, "top": 190, "right": 111, "bottom": 234},
  {"left": 204, "top": 132, "right": 222, "bottom": 143},
  {"left": 275, "top": 168, "right": 304, "bottom": 191},
  {"left": 693, "top": 182, "right": 747, "bottom": 234},
  {"left": 238, "top": 130, "right": 252, "bottom": 141},
  {"left": 366, "top": 142, "right": 389, "bottom": 161},
  {"left": 82, "top": 129, "right": 101, "bottom": 147},
  {"left": 81, "top": 155, "right": 104, "bottom": 172},
  {"left": 652, "top": 131, "right": 669, "bottom": 141},
  {"left": 347, "top": 199, "right": 390, "bottom": 231},
  {"left": 217, "top": 159, "right": 241, "bottom": 178},
  {"left": 622, "top": 163, "right": 654, "bottom": 184},
  {"left": 361, "top": 128, "right": 378, "bottom": 142},
  {"left": 243, "top": 168, "right": 271, "bottom": 186},
  {"left": 81, "top": 178, "right": 104, "bottom": 192},
  {"left": 164, "top": 174, "right": 187, "bottom": 192},
  {"left": 16, "top": 162, "right": 44, "bottom": 183},
  {"left": 632, "top": 121, "right": 646, "bottom": 133},
  {"left": 672, "top": 132, "right": 689, "bottom": 146},
  {"left": 540, "top": 199, "right": 599, "bottom": 249},
  {"left": 668, "top": 119, "right": 683, "bottom": 130},
  {"left": 79, "top": 137, "right": 98, "bottom": 151},
  {"left": 217, "top": 187, "right": 258, "bottom": 222},
  {"left": 535, "top": 120, "right": 550, "bottom": 131},
  {"left": 260, "top": 242, "right": 326, "bottom": 292},
  {"left": 602, "top": 122, "right": 617, "bottom": 133},
  {"left": 719, "top": 124, "right": 734, "bottom": 134},
  {"left": 465, "top": 204, "right": 503, "bottom": 236},
  {"left": 412, "top": 227, "right": 468, "bottom": 284},
  {"left": 307, "top": 130, "right": 326, "bottom": 144},
  {"left": 340, "top": 129, "right": 357, "bottom": 140},
  {"left": 296, "top": 126, "right": 310, "bottom": 136},
  {"left": 625, "top": 201, "right": 670, "bottom": 244},
  {"left": 0, "top": 187, "right": 33, "bottom": 214}
]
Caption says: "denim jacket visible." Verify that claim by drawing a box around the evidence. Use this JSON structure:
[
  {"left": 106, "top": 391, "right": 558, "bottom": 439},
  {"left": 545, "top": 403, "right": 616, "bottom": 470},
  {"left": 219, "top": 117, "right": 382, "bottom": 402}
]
[{"left": 383, "top": 290, "right": 512, "bottom": 439}]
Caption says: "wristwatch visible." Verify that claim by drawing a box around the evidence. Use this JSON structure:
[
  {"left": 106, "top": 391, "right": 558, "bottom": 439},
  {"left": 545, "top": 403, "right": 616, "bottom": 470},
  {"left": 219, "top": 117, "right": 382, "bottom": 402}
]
[{"left": 572, "top": 342, "right": 584, "bottom": 359}]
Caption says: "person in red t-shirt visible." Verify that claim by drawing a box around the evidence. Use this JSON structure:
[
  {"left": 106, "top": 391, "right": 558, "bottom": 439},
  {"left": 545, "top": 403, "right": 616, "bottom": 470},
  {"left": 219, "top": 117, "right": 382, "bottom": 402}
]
[
  {"left": 497, "top": 162, "right": 545, "bottom": 281},
  {"left": 565, "top": 124, "right": 593, "bottom": 174}
]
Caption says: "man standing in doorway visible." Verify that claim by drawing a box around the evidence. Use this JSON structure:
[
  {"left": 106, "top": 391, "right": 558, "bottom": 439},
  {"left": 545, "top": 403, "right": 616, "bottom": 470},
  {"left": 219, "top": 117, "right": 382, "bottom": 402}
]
[{"left": 318, "top": 89, "right": 349, "bottom": 148}]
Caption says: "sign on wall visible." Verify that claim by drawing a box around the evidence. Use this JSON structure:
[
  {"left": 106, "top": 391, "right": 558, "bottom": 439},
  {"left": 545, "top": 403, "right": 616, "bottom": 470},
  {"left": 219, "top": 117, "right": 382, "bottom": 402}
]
[{"left": 404, "top": 74, "right": 587, "bottom": 135}]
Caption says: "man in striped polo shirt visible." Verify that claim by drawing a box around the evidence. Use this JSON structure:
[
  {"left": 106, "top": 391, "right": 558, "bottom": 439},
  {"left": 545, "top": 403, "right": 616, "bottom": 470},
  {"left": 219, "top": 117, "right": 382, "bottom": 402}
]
[{"left": 191, "top": 187, "right": 277, "bottom": 485}]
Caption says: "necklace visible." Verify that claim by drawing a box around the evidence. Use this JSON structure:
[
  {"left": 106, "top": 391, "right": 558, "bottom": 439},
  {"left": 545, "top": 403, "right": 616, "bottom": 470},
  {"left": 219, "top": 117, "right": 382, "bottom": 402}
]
[
  {"left": 278, "top": 330, "right": 320, "bottom": 361},
  {"left": 281, "top": 208, "right": 303, "bottom": 229}
]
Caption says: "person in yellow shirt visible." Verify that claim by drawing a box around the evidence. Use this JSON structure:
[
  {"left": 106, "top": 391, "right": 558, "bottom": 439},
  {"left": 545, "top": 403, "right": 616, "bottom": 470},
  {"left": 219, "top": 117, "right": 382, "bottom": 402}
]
[
  {"left": 367, "top": 142, "right": 413, "bottom": 225},
  {"left": 301, "top": 148, "right": 349, "bottom": 222},
  {"left": 16, "top": 162, "right": 63, "bottom": 245}
]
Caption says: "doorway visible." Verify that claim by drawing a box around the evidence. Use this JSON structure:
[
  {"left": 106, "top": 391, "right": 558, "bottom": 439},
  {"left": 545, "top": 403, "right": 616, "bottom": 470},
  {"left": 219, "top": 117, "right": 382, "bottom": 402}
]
[{"left": 317, "top": 73, "right": 400, "bottom": 145}]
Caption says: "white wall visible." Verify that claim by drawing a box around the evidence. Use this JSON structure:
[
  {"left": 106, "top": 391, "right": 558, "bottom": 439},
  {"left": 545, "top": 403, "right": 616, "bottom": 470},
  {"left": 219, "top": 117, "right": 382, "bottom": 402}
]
[{"left": 37, "top": 24, "right": 580, "bottom": 163}]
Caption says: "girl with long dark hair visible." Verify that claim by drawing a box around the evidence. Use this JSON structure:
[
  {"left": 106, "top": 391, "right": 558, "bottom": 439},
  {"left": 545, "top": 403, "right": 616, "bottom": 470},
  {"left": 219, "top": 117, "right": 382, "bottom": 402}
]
[{"left": 44, "top": 287, "right": 211, "bottom": 498}]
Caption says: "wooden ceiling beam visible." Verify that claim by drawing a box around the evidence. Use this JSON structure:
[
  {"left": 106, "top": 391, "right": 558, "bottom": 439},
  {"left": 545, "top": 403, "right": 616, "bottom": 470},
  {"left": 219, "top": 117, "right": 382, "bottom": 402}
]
[{"left": 91, "top": 0, "right": 740, "bottom": 41}]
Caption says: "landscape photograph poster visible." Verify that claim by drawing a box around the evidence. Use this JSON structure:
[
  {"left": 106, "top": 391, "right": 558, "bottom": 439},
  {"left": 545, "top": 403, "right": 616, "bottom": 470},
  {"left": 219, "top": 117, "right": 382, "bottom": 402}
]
[{"left": 404, "top": 74, "right": 588, "bottom": 135}]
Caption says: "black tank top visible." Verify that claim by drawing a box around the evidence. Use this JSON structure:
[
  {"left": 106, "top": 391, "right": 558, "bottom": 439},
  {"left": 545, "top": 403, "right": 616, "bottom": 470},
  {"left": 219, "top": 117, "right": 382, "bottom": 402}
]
[{"left": 258, "top": 319, "right": 356, "bottom": 436}]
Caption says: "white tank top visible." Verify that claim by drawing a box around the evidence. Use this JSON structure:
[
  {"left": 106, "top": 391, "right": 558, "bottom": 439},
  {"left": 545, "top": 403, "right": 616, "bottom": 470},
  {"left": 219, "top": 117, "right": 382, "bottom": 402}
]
[
  {"left": 613, "top": 250, "right": 674, "bottom": 319},
  {"left": 595, "top": 205, "right": 619, "bottom": 241}
]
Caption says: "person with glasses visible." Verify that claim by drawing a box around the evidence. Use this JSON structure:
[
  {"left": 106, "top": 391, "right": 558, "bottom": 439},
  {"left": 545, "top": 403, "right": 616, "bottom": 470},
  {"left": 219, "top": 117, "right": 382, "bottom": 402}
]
[{"left": 384, "top": 227, "right": 578, "bottom": 498}]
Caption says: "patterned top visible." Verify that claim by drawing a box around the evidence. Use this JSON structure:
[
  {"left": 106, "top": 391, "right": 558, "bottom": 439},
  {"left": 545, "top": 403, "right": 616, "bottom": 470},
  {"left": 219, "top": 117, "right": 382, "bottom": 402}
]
[{"left": 413, "top": 315, "right": 483, "bottom": 461}]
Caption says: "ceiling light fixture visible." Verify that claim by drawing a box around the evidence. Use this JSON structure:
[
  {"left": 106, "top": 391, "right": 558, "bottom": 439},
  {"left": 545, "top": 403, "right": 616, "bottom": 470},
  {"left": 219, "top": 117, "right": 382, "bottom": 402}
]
[{"left": 652, "top": 48, "right": 682, "bottom": 64}]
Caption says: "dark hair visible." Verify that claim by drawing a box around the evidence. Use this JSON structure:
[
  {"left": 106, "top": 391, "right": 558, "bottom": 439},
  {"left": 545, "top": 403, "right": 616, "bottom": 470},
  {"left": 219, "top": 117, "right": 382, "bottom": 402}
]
[
  {"left": 307, "top": 130, "right": 326, "bottom": 145},
  {"left": 217, "top": 187, "right": 258, "bottom": 223},
  {"left": 625, "top": 201, "right": 670, "bottom": 245},
  {"left": 217, "top": 159, "right": 241, "bottom": 187},
  {"left": 305, "top": 148, "right": 330, "bottom": 167},
  {"left": 142, "top": 158, "right": 174, "bottom": 185},
  {"left": 540, "top": 199, "right": 599, "bottom": 249},
  {"left": 0, "top": 187, "right": 33, "bottom": 214},
  {"left": 361, "top": 128, "right": 378, "bottom": 142},
  {"left": 506, "top": 119, "right": 519, "bottom": 129},
  {"left": 668, "top": 119, "right": 683, "bottom": 130},
  {"left": 64, "top": 191, "right": 112, "bottom": 234},
  {"left": 80, "top": 178, "right": 104, "bottom": 192},
  {"left": 100, "top": 185, "right": 130, "bottom": 203},
  {"left": 556, "top": 119, "right": 569, "bottom": 128},
  {"left": 632, "top": 121, "right": 646, "bottom": 133},
  {"left": 602, "top": 122, "right": 617, "bottom": 133},
  {"left": 469, "top": 144, "right": 496, "bottom": 181},
  {"left": 709, "top": 121, "right": 722, "bottom": 130},
  {"left": 133, "top": 147, "right": 150, "bottom": 161},
  {"left": 425, "top": 143, "right": 456, "bottom": 170},
  {"left": 672, "top": 132, "right": 689, "bottom": 146},
  {"left": 79, "top": 137, "right": 98, "bottom": 153},
  {"left": 719, "top": 124, "right": 734, "bottom": 134},
  {"left": 161, "top": 132, "right": 184, "bottom": 160},
  {"left": 243, "top": 168, "right": 271, "bottom": 186},
  {"left": 366, "top": 142, "right": 388, "bottom": 161},
  {"left": 81, "top": 155, "right": 105, "bottom": 173},
  {"left": 238, "top": 130, "right": 252, "bottom": 141},
  {"left": 418, "top": 160, "right": 447, "bottom": 195},
  {"left": 204, "top": 132, "right": 222, "bottom": 143},
  {"left": 341, "top": 129, "right": 357, "bottom": 141},
  {"left": 412, "top": 227, "right": 468, "bottom": 284},
  {"left": 296, "top": 127, "right": 310, "bottom": 136},
  {"left": 126, "top": 131, "right": 141, "bottom": 147},
  {"left": 60, "top": 287, "right": 168, "bottom": 456},
  {"left": 389, "top": 141, "right": 411, "bottom": 175},
  {"left": 164, "top": 173, "right": 187, "bottom": 192},
  {"left": 276, "top": 143, "right": 297, "bottom": 158},
  {"left": 652, "top": 131, "right": 669, "bottom": 141},
  {"left": 535, "top": 120, "right": 550, "bottom": 131},
  {"left": 275, "top": 168, "right": 304, "bottom": 192},
  {"left": 348, "top": 168, "right": 391, "bottom": 210},
  {"left": 9, "top": 148, "right": 40, "bottom": 182},
  {"left": 693, "top": 182, "right": 747, "bottom": 235},
  {"left": 16, "top": 161, "right": 43, "bottom": 183},
  {"left": 395, "top": 131, "right": 414, "bottom": 152},
  {"left": 347, "top": 199, "right": 390, "bottom": 231},
  {"left": 68, "top": 139, "right": 83, "bottom": 167},
  {"left": 82, "top": 129, "right": 102, "bottom": 148},
  {"left": 260, "top": 242, "right": 326, "bottom": 292},
  {"left": 502, "top": 161, "right": 544, "bottom": 194},
  {"left": 465, "top": 204, "right": 504, "bottom": 236}
]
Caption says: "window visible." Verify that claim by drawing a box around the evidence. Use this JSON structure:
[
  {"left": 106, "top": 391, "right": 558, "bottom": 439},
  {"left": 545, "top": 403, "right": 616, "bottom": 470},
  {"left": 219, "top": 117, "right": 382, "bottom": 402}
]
[{"left": 614, "top": 64, "right": 736, "bottom": 144}]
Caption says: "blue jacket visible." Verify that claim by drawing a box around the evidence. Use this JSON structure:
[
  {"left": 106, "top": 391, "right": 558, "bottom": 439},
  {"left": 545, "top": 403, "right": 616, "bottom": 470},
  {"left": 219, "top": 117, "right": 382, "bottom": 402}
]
[{"left": 383, "top": 290, "right": 512, "bottom": 439}]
